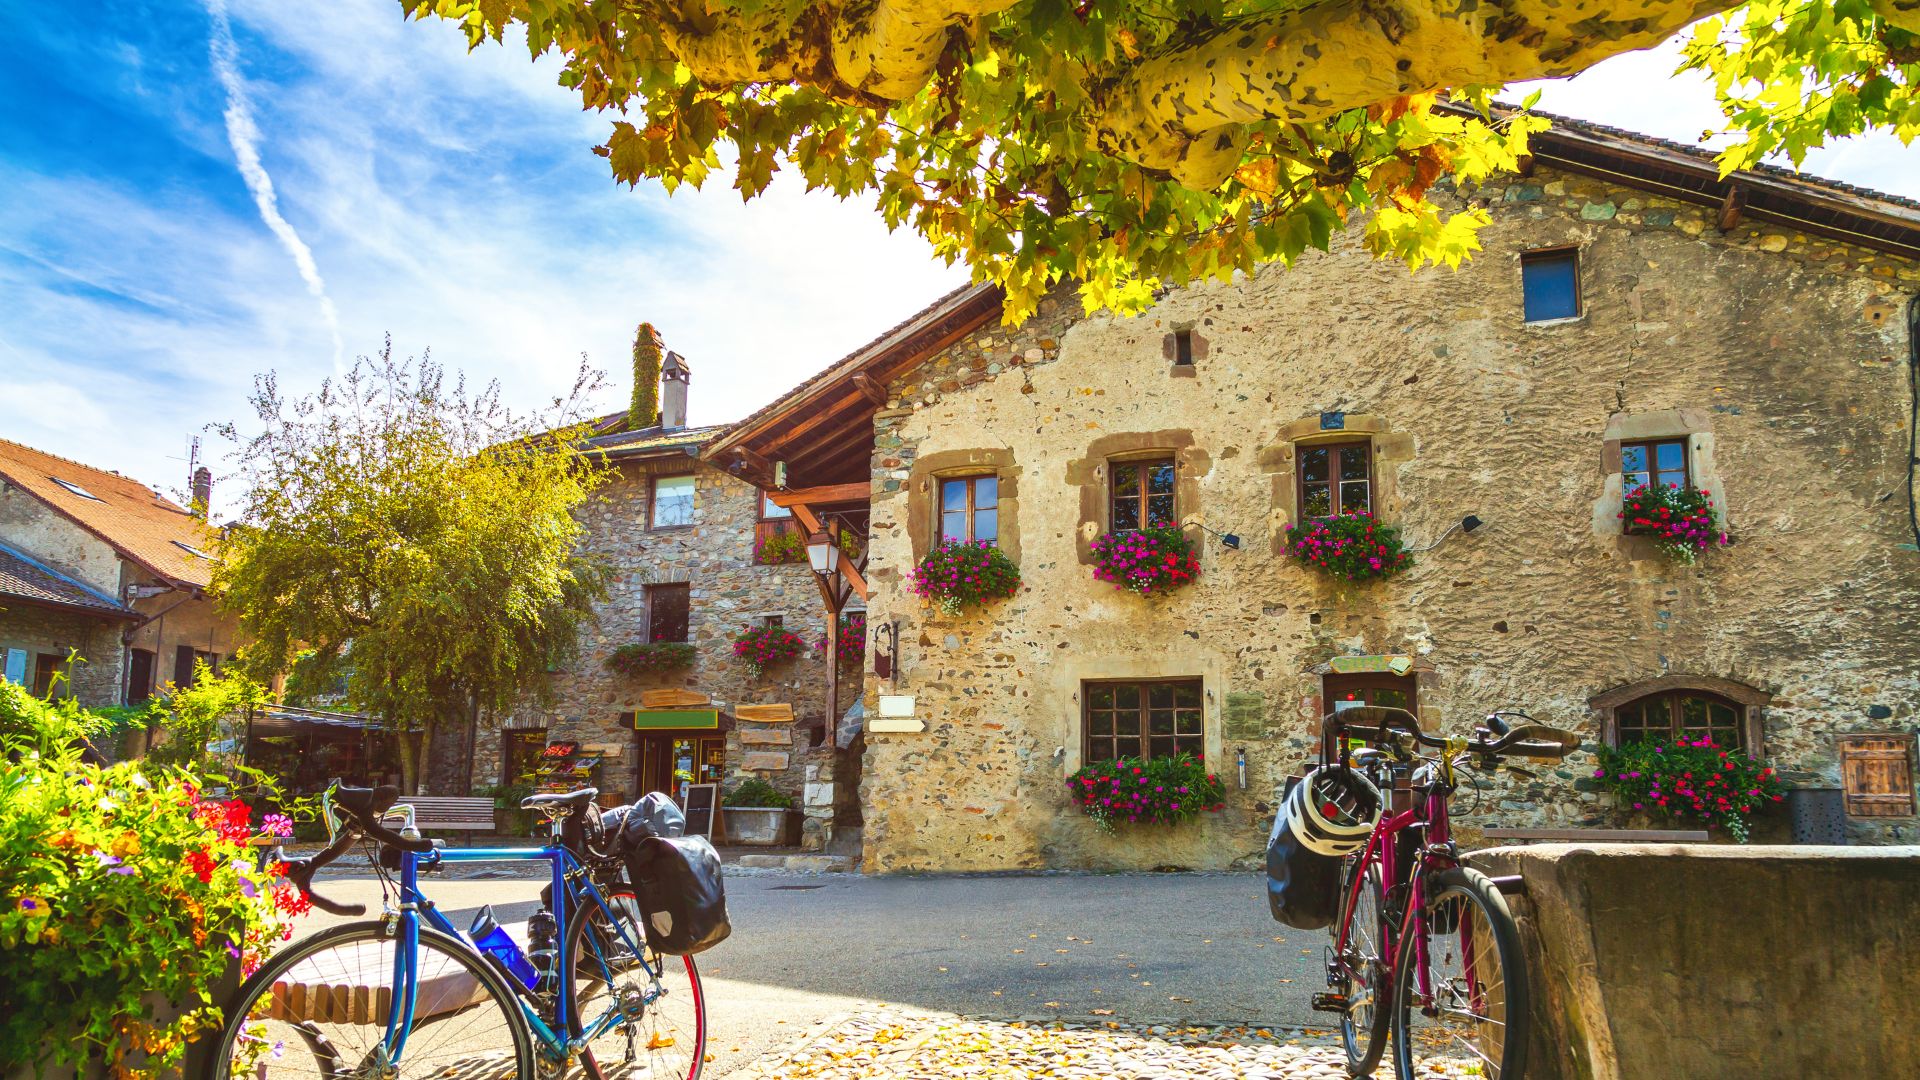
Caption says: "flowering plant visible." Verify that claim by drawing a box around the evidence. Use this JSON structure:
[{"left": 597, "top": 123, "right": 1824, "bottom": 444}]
[
  {"left": 732, "top": 624, "right": 809, "bottom": 677},
  {"left": 1066, "top": 752, "right": 1227, "bottom": 830},
  {"left": 0, "top": 684, "right": 307, "bottom": 1076},
  {"left": 605, "top": 640, "right": 698, "bottom": 675},
  {"left": 1091, "top": 526, "right": 1201, "bottom": 596},
  {"left": 909, "top": 539, "right": 1021, "bottom": 617},
  {"left": 1285, "top": 512, "right": 1411, "bottom": 581},
  {"left": 754, "top": 528, "right": 806, "bottom": 565},
  {"left": 1593, "top": 737, "right": 1788, "bottom": 842},
  {"left": 821, "top": 612, "right": 865, "bottom": 667},
  {"left": 1620, "top": 484, "right": 1728, "bottom": 563}
]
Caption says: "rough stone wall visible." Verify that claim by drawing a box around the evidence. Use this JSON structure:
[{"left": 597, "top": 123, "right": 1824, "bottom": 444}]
[
  {"left": 0, "top": 603, "right": 123, "bottom": 707},
  {"left": 479, "top": 458, "right": 836, "bottom": 808},
  {"left": 860, "top": 165, "right": 1920, "bottom": 872}
]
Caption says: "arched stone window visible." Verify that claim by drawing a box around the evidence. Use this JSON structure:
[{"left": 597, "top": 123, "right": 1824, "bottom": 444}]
[{"left": 1589, "top": 675, "right": 1770, "bottom": 759}]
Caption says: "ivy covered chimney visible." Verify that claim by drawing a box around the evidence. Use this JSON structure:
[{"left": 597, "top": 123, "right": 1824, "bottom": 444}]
[
  {"left": 190, "top": 466, "right": 212, "bottom": 521},
  {"left": 630, "top": 322, "right": 662, "bottom": 431}
]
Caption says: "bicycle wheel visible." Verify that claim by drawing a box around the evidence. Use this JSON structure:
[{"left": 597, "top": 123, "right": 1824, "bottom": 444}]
[
  {"left": 212, "top": 921, "right": 536, "bottom": 1079},
  {"left": 564, "top": 889, "right": 707, "bottom": 1080},
  {"left": 1329, "top": 856, "right": 1396, "bottom": 1077},
  {"left": 1391, "top": 867, "right": 1529, "bottom": 1080}
]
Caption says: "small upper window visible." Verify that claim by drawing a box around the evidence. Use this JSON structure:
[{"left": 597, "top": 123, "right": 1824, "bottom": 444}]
[
  {"left": 759, "top": 491, "right": 792, "bottom": 520},
  {"left": 649, "top": 474, "right": 695, "bottom": 529},
  {"left": 1521, "top": 248, "right": 1580, "bottom": 323},
  {"left": 1622, "top": 438, "right": 1688, "bottom": 496},
  {"left": 50, "top": 477, "right": 102, "bottom": 501},
  {"left": 1172, "top": 329, "right": 1194, "bottom": 367},
  {"left": 939, "top": 475, "right": 999, "bottom": 545},
  {"left": 1084, "top": 679, "right": 1203, "bottom": 764},
  {"left": 1110, "top": 457, "right": 1175, "bottom": 531},
  {"left": 1298, "top": 441, "right": 1370, "bottom": 520},
  {"left": 646, "top": 583, "right": 690, "bottom": 643}
]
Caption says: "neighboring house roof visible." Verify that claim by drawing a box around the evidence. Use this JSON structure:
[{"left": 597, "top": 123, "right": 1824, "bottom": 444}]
[
  {"left": 0, "top": 438, "right": 218, "bottom": 590},
  {"left": 708, "top": 110, "right": 1920, "bottom": 489},
  {"left": 579, "top": 416, "right": 730, "bottom": 461},
  {"left": 0, "top": 540, "right": 137, "bottom": 619}
]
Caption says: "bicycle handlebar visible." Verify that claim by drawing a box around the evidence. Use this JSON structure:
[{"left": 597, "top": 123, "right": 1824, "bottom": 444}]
[
  {"left": 1326, "top": 706, "right": 1580, "bottom": 760},
  {"left": 274, "top": 781, "right": 438, "bottom": 916}
]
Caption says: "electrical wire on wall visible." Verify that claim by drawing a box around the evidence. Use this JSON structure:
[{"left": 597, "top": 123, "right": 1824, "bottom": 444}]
[{"left": 1908, "top": 296, "right": 1920, "bottom": 552}]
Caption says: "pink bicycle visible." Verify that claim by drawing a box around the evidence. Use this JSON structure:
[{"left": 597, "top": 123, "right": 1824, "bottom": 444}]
[{"left": 1313, "top": 706, "right": 1580, "bottom": 1079}]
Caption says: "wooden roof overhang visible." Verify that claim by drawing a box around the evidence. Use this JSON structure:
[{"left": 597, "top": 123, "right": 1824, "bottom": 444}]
[
  {"left": 702, "top": 282, "right": 1005, "bottom": 492},
  {"left": 1453, "top": 103, "right": 1920, "bottom": 262}
]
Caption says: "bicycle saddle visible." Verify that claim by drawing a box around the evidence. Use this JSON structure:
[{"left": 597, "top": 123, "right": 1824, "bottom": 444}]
[
  {"left": 521, "top": 788, "right": 599, "bottom": 815},
  {"left": 332, "top": 783, "right": 400, "bottom": 821}
]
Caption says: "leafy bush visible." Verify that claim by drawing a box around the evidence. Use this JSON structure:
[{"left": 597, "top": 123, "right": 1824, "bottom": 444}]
[
  {"left": 1285, "top": 512, "right": 1411, "bottom": 581},
  {"left": 1066, "top": 753, "right": 1226, "bottom": 830},
  {"left": 754, "top": 528, "right": 806, "bottom": 564},
  {"left": 722, "top": 777, "right": 793, "bottom": 809},
  {"left": 143, "top": 663, "right": 272, "bottom": 767},
  {"left": 0, "top": 691, "right": 306, "bottom": 1076},
  {"left": 1594, "top": 737, "right": 1787, "bottom": 842},
  {"left": 1090, "top": 526, "right": 1201, "bottom": 596},
  {"left": 1620, "top": 483, "right": 1728, "bottom": 563},
  {"left": 732, "top": 624, "right": 809, "bottom": 677},
  {"left": 475, "top": 780, "right": 535, "bottom": 810},
  {"left": 908, "top": 539, "right": 1021, "bottom": 616},
  {"left": 605, "top": 641, "right": 698, "bottom": 675}
]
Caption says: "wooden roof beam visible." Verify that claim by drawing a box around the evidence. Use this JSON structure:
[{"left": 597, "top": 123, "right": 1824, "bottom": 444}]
[{"left": 769, "top": 482, "right": 871, "bottom": 508}]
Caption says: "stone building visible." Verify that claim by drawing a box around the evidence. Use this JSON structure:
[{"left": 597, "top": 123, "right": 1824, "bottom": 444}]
[
  {"left": 0, "top": 438, "right": 238, "bottom": 711},
  {"left": 477, "top": 353, "right": 853, "bottom": 843},
  {"left": 720, "top": 112, "right": 1920, "bottom": 871}
]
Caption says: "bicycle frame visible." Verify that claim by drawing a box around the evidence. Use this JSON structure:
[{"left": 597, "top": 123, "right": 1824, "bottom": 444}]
[
  {"left": 378, "top": 838, "right": 656, "bottom": 1068},
  {"left": 1329, "top": 766, "right": 1464, "bottom": 1018}
]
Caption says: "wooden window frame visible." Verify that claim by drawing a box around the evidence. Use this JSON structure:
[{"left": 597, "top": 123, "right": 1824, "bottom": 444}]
[
  {"left": 1839, "top": 734, "right": 1917, "bottom": 819},
  {"left": 1621, "top": 438, "right": 1690, "bottom": 494},
  {"left": 1081, "top": 677, "right": 1205, "bottom": 765},
  {"left": 1612, "top": 690, "right": 1749, "bottom": 753},
  {"left": 1107, "top": 455, "right": 1178, "bottom": 532},
  {"left": 758, "top": 490, "right": 793, "bottom": 522},
  {"left": 644, "top": 582, "right": 691, "bottom": 644},
  {"left": 1296, "top": 439, "right": 1373, "bottom": 522},
  {"left": 937, "top": 474, "right": 1000, "bottom": 546},
  {"left": 1521, "top": 245, "right": 1582, "bottom": 323},
  {"left": 647, "top": 473, "right": 697, "bottom": 531}
]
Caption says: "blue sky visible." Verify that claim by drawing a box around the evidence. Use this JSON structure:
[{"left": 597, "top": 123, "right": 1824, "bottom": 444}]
[{"left": 2, "top": 2, "right": 1915, "bottom": 514}]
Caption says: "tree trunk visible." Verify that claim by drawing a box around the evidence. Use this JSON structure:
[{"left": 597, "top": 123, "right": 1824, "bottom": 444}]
[
  {"left": 424, "top": 705, "right": 473, "bottom": 796},
  {"left": 397, "top": 728, "right": 421, "bottom": 795}
]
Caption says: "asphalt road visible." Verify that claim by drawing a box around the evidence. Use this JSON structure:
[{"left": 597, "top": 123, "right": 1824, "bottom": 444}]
[{"left": 309, "top": 870, "right": 1326, "bottom": 1076}]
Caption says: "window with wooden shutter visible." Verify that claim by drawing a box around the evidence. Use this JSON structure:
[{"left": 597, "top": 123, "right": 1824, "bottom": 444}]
[{"left": 1839, "top": 735, "right": 1916, "bottom": 818}]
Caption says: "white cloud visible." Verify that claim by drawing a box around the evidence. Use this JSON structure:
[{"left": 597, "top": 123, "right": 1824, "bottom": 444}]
[{"left": 204, "top": 0, "right": 345, "bottom": 370}]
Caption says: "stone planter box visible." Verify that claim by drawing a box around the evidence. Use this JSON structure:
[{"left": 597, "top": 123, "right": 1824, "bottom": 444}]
[{"left": 724, "top": 806, "right": 797, "bottom": 846}]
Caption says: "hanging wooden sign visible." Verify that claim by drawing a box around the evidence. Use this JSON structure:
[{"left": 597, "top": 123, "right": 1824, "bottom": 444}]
[
  {"left": 641, "top": 688, "right": 712, "bottom": 709},
  {"left": 735, "top": 703, "right": 794, "bottom": 723}
]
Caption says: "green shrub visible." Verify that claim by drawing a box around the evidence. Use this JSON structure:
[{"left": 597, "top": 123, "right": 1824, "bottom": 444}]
[{"left": 722, "top": 777, "right": 793, "bottom": 809}]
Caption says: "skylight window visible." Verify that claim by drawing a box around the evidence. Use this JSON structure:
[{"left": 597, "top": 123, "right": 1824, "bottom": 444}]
[
  {"left": 172, "top": 540, "right": 214, "bottom": 561},
  {"left": 49, "top": 477, "right": 103, "bottom": 501}
]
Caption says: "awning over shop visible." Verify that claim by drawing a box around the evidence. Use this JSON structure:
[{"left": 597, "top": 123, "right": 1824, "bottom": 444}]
[{"left": 247, "top": 705, "right": 392, "bottom": 737}]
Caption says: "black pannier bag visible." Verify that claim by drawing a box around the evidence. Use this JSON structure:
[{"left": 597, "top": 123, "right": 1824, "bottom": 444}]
[
  {"left": 600, "top": 791, "right": 686, "bottom": 849},
  {"left": 1266, "top": 766, "right": 1382, "bottom": 930},
  {"left": 625, "top": 833, "right": 731, "bottom": 955}
]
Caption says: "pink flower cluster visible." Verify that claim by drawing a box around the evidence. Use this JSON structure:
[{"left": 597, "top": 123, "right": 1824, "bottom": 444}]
[
  {"left": 731, "top": 624, "right": 808, "bottom": 677},
  {"left": 1065, "top": 753, "right": 1227, "bottom": 829},
  {"left": 908, "top": 539, "right": 1021, "bottom": 615},
  {"left": 1090, "top": 527, "right": 1199, "bottom": 596},
  {"left": 1620, "top": 484, "right": 1728, "bottom": 563},
  {"left": 1285, "top": 511, "right": 1410, "bottom": 581}
]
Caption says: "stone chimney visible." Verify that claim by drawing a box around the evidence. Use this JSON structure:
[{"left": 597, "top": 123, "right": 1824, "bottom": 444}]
[
  {"left": 190, "top": 467, "right": 212, "bottom": 521},
  {"left": 661, "top": 350, "right": 690, "bottom": 430}
]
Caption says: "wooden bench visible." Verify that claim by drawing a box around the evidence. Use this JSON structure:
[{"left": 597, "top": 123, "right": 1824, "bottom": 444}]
[
  {"left": 399, "top": 796, "right": 497, "bottom": 841},
  {"left": 269, "top": 939, "right": 487, "bottom": 1023},
  {"left": 1482, "top": 827, "right": 1710, "bottom": 843}
]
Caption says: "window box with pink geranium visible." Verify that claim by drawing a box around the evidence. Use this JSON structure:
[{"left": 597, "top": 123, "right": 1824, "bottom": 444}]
[
  {"left": 1284, "top": 512, "right": 1411, "bottom": 581},
  {"left": 731, "top": 624, "right": 809, "bottom": 678},
  {"left": 1620, "top": 483, "right": 1728, "bottom": 564},
  {"left": 1090, "top": 526, "right": 1200, "bottom": 596},
  {"left": 909, "top": 539, "right": 1021, "bottom": 617}
]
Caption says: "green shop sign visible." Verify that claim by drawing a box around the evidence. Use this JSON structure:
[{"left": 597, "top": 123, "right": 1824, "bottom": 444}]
[{"left": 630, "top": 709, "right": 720, "bottom": 731}]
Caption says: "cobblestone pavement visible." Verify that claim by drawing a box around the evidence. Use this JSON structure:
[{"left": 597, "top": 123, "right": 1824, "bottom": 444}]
[{"left": 733, "top": 1011, "right": 1488, "bottom": 1080}]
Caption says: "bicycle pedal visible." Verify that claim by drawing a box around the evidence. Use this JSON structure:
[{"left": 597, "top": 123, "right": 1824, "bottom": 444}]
[{"left": 1310, "top": 992, "right": 1350, "bottom": 1013}]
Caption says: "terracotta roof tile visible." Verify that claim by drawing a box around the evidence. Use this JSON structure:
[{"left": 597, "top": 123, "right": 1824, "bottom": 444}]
[
  {"left": 0, "top": 541, "right": 135, "bottom": 617},
  {"left": 0, "top": 438, "right": 218, "bottom": 589}
]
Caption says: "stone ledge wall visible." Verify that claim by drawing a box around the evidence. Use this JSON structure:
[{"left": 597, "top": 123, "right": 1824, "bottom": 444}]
[
  {"left": 858, "top": 162, "right": 1920, "bottom": 872},
  {"left": 1467, "top": 843, "right": 1920, "bottom": 1079},
  {"left": 0, "top": 604, "right": 123, "bottom": 707}
]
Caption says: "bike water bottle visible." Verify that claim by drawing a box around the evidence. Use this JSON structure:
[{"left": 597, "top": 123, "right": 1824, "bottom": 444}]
[
  {"left": 468, "top": 905, "right": 537, "bottom": 990},
  {"left": 527, "top": 909, "right": 559, "bottom": 994}
]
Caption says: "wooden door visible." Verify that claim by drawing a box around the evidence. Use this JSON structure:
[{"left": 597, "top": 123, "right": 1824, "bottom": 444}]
[{"left": 1839, "top": 735, "right": 1916, "bottom": 818}]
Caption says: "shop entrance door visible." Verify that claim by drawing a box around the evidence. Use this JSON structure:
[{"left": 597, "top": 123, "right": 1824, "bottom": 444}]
[{"left": 637, "top": 733, "right": 727, "bottom": 805}]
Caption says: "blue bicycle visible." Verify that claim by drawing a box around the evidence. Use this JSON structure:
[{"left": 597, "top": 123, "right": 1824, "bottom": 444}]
[{"left": 211, "top": 783, "right": 707, "bottom": 1079}]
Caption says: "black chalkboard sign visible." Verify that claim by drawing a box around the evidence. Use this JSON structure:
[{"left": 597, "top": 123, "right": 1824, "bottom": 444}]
[{"left": 682, "top": 782, "right": 718, "bottom": 838}]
